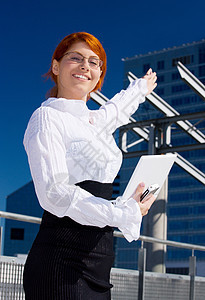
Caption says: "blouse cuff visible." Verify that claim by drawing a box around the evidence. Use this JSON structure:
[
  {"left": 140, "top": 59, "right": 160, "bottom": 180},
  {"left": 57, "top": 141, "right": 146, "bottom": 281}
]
[
  {"left": 113, "top": 198, "right": 142, "bottom": 242},
  {"left": 109, "top": 78, "right": 148, "bottom": 128},
  {"left": 137, "top": 78, "right": 148, "bottom": 99},
  {"left": 125, "top": 78, "right": 148, "bottom": 104}
]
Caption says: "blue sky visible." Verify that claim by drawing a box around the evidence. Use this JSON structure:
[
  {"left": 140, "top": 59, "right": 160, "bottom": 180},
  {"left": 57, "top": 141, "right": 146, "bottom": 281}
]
[{"left": 1, "top": 0, "right": 205, "bottom": 211}]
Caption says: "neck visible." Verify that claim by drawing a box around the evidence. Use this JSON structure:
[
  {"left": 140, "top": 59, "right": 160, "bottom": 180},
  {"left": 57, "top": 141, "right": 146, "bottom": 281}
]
[{"left": 57, "top": 90, "right": 87, "bottom": 102}]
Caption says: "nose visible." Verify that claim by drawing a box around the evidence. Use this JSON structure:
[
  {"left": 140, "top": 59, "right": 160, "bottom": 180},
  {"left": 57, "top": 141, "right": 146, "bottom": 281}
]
[{"left": 80, "top": 58, "right": 90, "bottom": 71}]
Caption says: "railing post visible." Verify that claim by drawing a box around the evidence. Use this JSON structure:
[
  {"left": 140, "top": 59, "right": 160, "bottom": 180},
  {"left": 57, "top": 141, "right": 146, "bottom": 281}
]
[
  {"left": 189, "top": 251, "right": 196, "bottom": 300},
  {"left": 148, "top": 124, "right": 156, "bottom": 155},
  {"left": 0, "top": 226, "right": 2, "bottom": 255},
  {"left": 138, "top": 243, "right": 146, "bottom": 300}
]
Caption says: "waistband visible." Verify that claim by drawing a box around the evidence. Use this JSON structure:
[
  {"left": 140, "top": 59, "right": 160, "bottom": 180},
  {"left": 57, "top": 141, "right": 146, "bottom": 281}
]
[
  {"left": 40, "top": 180, "right": 113, "bottom": 231},
  {"left": 76, "top": 180, "right": 113, "bottom": 199}
]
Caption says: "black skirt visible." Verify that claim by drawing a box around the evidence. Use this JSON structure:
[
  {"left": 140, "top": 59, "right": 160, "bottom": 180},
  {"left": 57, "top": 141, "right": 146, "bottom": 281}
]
[{"left": 23, "top": 181, "right": 114, "bottom": 300}]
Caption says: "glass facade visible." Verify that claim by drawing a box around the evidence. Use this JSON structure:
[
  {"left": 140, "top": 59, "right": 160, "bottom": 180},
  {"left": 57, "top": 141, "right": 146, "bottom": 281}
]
[
  {"left": 3, "top": 181, "right": 43, "bottom": 256},
  {"left": 115, "top": 39, "right": 205, "bottom": 274}
]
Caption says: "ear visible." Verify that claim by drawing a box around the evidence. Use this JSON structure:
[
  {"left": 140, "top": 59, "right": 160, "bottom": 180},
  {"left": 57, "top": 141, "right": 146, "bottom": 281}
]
[{"left": 52, "top": 59, "right": 60, "bottom": 76}]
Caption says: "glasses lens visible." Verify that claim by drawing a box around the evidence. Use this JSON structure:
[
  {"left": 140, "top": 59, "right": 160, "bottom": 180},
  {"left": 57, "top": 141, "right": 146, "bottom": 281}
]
[
  {"left": 98, "top": 60, "right": 103, "bottom": 68},
  {"left": 65, "top": 52, "right": 103, "bottom": 69},
  {"left": 67, "top": 52, "right": 83, "bottom": 63},
  {"left": 88, "top": 57, "right": 101, "bottom": 68}
]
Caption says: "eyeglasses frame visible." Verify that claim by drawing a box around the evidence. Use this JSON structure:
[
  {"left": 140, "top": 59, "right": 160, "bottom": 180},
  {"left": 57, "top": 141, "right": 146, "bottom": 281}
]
[{"left": 58, "top": 51, "right": 103, "bottom": 69}]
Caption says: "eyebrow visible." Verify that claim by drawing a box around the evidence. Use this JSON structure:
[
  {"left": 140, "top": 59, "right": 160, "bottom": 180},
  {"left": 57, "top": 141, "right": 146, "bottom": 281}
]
[{"left": 71, "top": 51, "right": 100, "bottom": 59}]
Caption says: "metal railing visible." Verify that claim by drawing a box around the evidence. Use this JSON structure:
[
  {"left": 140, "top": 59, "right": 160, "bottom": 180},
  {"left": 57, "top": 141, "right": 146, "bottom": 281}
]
[
  {"left": 1, "top": 210, "right": 205, "bottom": 300},
  {"left": 1, "top": 210, "right": 205, "bottom": 252}
]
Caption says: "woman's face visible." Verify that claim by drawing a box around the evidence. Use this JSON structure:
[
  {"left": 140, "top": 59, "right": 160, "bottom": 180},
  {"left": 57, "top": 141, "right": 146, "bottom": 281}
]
[{"left": 52, "top": 41, "right": 102, "bottom": 101}]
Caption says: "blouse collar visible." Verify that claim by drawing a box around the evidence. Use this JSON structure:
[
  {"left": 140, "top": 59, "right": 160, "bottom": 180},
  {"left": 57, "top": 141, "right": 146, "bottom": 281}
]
[{"left": 41, "top": 97, "right": 90, "bottom": 118}]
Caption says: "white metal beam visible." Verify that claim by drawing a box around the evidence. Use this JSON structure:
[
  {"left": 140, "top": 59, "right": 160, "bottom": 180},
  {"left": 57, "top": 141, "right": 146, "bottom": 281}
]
[
  {"left": 175, "top": 153, "right": 205, "bottom": 185},
  {"left": 177, "top": 61, "right": 205, "bottom": 101},
  {"left": 90, "top": 86, "right": 205, "bottom": 185},
  {"left": 90, "top": 90, "right": 109, "bottom": 106},
  {"left": 127, "top": 72, "right": 205, "bottom": 143}
]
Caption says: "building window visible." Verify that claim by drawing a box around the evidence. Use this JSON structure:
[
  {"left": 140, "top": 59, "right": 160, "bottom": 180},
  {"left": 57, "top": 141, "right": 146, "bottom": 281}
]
[
  {"left": 10, "top": 228, "right": 24, "bottom": 240},
  {"left": 172, "top": 84, "right": 190, "bottom": 93},
  {"left": 171, "top": 95, "right": 197, "bottom": 106},
  {"left": 172, "top": 55, "right": 194, "bottom": 67},
  {"left": 143, "top": 63, "right": 150, "bottom": 73},
  {"left": 199, "top": 65, "right": 205, "bottom": 77},
  {"left": 156, "top": 88, "right": 164, "bottom": 96},
  {"left": 172, "top": 72, "right": 181, "bottom": 80},
  {"left": 166, "top": 267, "right": 189, "bottom": 275},
  {"left": 172, "top": 70, "right": 195, "bottom": 80},
  {"left": 157, "top": 75, "right": 164, "bottom": 82},
  {"left": 157, "top": 60, "right": 164, "bottom": 70},
  {"left": 199, "top": 47, "right": 205, "bottom": 63}
]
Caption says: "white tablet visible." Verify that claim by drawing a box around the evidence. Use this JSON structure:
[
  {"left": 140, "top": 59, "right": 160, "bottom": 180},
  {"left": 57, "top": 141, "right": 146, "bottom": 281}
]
[{"left": 122, "top": 154, "right": 176, "bottom": 199}]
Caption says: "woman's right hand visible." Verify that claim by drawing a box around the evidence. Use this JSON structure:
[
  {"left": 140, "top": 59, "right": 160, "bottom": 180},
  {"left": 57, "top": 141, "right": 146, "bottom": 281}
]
[
  {"left": 143, "top": 68, "right": 157, "bottom": 96},
  {"left": 132, "top": 182, "right": 156, "bottom": 216}
]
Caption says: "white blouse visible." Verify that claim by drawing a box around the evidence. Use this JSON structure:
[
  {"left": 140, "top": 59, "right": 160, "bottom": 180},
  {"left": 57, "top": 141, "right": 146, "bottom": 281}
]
[{"left": 23, "top": 78, "right": 148, "bottom": 242}]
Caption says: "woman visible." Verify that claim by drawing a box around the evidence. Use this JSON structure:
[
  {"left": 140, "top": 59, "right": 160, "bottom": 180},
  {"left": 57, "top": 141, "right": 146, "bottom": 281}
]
[{"left": 23, "top": 32, "right": 157, "bottom": 300}]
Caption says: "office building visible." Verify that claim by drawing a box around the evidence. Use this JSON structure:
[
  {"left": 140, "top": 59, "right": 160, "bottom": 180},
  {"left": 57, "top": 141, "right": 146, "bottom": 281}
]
[
  {"left": 114, "top": 39, "right": 205, "bottom": 275},
  {"left": 3, "top": 181, "right": 43, "bottom": 256}
]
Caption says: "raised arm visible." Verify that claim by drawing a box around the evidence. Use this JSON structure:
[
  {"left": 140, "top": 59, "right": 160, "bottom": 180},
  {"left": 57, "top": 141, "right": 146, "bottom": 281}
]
[{"left": 90, "top": 69, "right": 157, "bottom": 134}]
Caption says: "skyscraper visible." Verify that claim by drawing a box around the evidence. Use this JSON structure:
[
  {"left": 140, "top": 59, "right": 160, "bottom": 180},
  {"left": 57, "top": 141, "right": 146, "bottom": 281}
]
[{"left": 115, "top": 39, "right": 205, "bottom": 276}]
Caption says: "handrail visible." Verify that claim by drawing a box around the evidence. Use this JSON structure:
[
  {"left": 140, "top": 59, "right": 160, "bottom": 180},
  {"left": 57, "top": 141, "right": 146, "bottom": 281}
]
[
  {"left": 114, "top": 230, "right": 205, "bottom": 252},
  {"left": 0, "top": 211, "right": 41, "bottom": 224},
  {"left": 1, "top": 210, "right": 205, "bottom": 252}
]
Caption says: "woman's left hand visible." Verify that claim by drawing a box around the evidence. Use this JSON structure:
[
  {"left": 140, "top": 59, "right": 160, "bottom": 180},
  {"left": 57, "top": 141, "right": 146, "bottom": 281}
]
[
  {"left": 132, "top": 182, "right": 156, "bottom": 217},
  {"left": 143, "top": 68, "right": 157, "bottom": 95}
]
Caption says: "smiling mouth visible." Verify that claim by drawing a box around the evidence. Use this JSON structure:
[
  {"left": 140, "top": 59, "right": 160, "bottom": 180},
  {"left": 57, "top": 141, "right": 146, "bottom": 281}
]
[{"left": 73, "top": 74, "right": 90, "bottom": 80}]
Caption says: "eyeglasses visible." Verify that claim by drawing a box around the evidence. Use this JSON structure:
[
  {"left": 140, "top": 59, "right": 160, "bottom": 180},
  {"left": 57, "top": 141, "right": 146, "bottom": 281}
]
[{"left": 59, "top": 51, "right": 103, "bottom": 69}]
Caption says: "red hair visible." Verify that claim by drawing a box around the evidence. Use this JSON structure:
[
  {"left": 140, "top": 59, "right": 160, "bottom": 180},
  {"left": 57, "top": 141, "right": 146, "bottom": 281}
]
[{"left": 45, "top": 32, "right": 107, "bottom": 98}]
